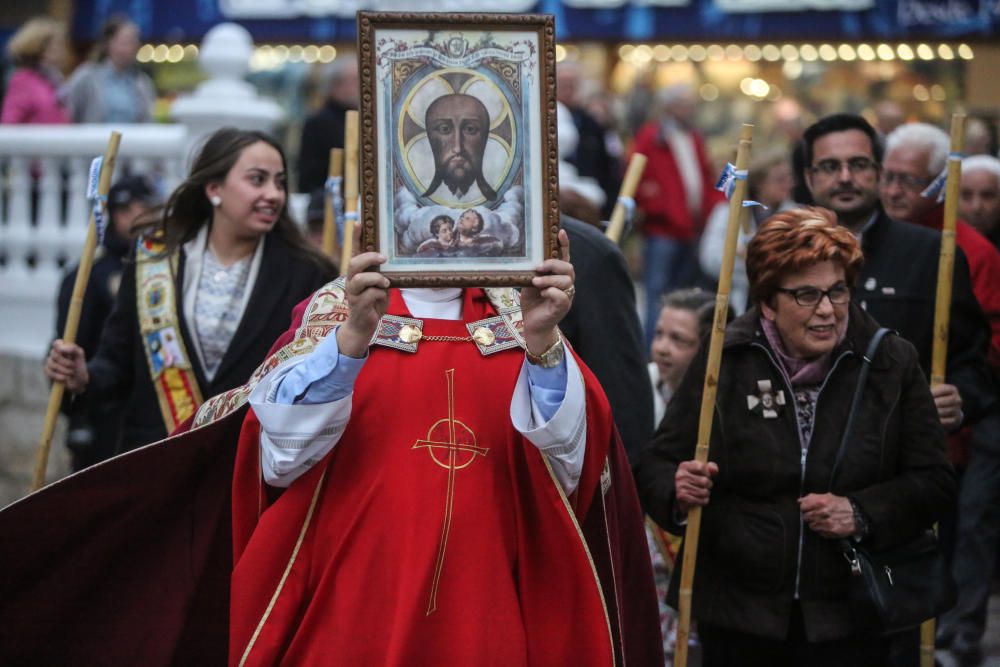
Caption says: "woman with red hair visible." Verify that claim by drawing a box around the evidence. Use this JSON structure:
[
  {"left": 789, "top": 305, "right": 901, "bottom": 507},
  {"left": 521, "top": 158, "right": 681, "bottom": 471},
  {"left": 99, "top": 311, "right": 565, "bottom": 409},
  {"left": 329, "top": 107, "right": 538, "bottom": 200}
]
[{"left": 637, "top": 208, "right": 955, "bottom": 665}]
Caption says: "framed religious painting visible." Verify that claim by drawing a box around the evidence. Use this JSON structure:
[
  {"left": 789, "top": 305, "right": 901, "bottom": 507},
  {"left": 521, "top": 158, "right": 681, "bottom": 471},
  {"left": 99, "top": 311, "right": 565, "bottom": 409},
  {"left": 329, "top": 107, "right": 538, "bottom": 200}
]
[{"left": 357, "top": 12, "right": 559, "bottom": 287}]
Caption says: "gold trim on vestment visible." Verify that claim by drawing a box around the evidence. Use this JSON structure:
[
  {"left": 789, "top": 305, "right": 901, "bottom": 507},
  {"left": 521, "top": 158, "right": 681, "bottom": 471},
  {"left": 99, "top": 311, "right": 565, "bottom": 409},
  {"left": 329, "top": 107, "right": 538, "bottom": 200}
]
[
  {"left": 238, "top": 468, "right": 328, "bottom": 667},
  {"left": 602, "top": 482, "right": 626, "bottom": 667},
  {"left": 540, "top": 453, "right": 615, "bottom": 665}
]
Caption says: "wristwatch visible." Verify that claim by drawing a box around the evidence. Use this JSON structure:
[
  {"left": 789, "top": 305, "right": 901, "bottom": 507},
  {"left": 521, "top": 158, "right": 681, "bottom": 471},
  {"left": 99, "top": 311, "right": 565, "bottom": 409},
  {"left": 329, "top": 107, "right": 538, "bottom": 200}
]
[
  {"left": 848, "top": 497, "right": 871, "bottom": 539},
  {"left": 526, "top": 335, "right": 565, "bottom": 368}
]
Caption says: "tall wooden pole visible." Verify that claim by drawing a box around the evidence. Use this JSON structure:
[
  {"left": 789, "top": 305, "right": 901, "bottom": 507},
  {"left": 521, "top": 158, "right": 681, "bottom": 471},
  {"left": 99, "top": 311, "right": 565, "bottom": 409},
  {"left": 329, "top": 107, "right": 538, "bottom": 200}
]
[
  {"left": 31, "top": 131, "right": 122, "bottom": 492},
  {"left": 340, "top": 111, "right": 360, "bottom": 274},
  {"left": 673, "top": 124, "right": 754, "bottom": 667},
  {"left": 605, "top": 153, "right": 647, "bottom": 245},
  {"left": 322, "top": 147, "right": 344, "bottom": 259},
  {"left": 920, "top": 112, "right": 965, "bottom": 667}
]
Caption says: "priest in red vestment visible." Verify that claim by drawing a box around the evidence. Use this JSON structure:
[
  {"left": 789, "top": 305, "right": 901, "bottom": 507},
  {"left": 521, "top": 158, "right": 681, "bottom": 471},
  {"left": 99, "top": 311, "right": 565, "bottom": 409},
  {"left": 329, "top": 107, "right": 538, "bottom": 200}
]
[
  {"left": 0, "top": 232, "right": 660, "bottom": 666},
  {"left": 229, "top": 230, "right": 660, "bottom": 666}
]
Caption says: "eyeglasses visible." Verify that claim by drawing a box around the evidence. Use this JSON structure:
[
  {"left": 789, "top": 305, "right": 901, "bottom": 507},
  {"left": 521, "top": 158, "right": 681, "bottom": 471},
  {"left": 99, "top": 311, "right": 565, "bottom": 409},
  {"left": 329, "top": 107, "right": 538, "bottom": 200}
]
[
  {"left": 774, "top": 284, "right": 851, "bottom": 307},
  {"left": 880, "top": 170, "right": 931, "bottom": 192},
  {"left": 809, "top": 157, "right": 878, "bottom": 177}
]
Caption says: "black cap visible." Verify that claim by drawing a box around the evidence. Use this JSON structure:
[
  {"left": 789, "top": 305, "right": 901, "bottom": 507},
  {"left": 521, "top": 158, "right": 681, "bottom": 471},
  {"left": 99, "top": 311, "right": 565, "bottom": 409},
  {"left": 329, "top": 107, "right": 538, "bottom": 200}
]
[
  {"left": 107, "top": 175, "right": 156, "bottom": 213},
  {"left": 307, "top": 188, "right": 326, "bottom": 224}
]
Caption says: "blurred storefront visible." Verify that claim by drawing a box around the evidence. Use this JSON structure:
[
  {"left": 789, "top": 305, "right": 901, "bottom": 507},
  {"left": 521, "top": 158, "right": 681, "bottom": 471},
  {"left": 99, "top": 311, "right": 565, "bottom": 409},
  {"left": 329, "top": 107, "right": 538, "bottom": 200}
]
[{"left": 3, "top": 0, "right": 997, "bottom": 174}]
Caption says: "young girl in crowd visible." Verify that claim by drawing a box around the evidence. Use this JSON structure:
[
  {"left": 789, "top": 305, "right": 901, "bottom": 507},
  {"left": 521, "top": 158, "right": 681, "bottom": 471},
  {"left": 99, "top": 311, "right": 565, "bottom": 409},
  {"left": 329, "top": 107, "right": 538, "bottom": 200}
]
[
  {"left": 45, "top": 128, "right": 336, "bottom": 453},
  {"left": 646, "top": 287, "right": 728, "bottom": 664}
]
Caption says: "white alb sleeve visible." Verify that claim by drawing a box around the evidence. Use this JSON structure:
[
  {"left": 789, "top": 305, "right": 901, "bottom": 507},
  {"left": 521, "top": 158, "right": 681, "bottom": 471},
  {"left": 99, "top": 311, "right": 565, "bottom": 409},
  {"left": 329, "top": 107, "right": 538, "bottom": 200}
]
[
  {"left": 249, "top": 355, "right": 354, "bottom": 488},
  {"left": 510, "top": 351, "right": 587, "bottom": 495}
]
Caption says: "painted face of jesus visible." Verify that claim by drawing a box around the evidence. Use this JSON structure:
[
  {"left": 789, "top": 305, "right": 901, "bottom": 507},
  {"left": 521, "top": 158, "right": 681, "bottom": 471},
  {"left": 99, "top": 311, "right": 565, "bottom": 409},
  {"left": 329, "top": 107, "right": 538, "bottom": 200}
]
[{"left": 425, "top": 94, "right": 490, "bottom": 198}]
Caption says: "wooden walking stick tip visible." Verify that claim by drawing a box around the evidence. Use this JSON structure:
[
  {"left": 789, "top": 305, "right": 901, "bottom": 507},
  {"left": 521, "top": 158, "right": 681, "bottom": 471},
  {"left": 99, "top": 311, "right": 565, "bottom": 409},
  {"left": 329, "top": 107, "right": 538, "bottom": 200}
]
[
  {"left": 948, "top": 113, "right": 965, "bottom": 153},
  {"left": 604, "top": 152, "right": 648, "bottom": 244}
]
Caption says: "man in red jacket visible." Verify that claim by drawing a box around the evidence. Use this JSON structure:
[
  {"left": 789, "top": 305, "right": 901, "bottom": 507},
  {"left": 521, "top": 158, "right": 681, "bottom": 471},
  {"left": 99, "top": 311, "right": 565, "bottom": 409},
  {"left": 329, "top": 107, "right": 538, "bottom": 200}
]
[
  {"left": 960, "top": 155, "right": 1000, "bottom": 250},
  {"left": 631, "top": 84, "right": 723, "bottom": 346}
]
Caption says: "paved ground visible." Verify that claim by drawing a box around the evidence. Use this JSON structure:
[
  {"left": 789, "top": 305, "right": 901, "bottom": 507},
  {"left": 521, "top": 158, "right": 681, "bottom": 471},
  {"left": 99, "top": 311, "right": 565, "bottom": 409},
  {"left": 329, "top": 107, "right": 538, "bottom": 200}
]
[
  {"left": 936, "top": 593, "right": 1000, "bottom": 666},
  {"left": 0, "top": 354, "right": 70, "bottom": 508}
]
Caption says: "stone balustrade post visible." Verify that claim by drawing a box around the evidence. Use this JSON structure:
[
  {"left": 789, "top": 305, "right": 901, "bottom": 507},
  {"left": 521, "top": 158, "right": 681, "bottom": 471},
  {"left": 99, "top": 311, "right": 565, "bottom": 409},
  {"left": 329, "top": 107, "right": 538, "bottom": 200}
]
[{"left": 171, "top": 23, "right": 285, "bottom": 162}]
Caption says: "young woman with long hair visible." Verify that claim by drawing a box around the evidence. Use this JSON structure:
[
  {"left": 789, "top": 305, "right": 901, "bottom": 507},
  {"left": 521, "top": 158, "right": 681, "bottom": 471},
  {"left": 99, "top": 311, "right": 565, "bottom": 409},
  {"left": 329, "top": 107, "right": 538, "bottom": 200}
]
[{"left": 45, "top": 128, "right": 337, "bottom": 453}]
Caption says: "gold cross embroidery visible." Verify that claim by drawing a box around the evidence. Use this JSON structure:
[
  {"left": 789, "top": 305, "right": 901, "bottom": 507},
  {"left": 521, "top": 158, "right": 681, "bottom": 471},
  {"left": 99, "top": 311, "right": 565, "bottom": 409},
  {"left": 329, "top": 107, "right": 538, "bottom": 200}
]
[{"left": 412, "top": 368, "right": 489, "bottom": 614}]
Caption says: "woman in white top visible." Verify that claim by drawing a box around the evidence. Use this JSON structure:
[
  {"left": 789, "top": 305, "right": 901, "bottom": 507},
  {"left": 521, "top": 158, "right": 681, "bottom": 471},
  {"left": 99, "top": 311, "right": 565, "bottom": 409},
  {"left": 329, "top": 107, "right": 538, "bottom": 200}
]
[
  {"left": 699, "top": 148, "right": 798, "bottom": 314},
  {"left": 61, "top": 16, "right": 157, "bottom": 124}
]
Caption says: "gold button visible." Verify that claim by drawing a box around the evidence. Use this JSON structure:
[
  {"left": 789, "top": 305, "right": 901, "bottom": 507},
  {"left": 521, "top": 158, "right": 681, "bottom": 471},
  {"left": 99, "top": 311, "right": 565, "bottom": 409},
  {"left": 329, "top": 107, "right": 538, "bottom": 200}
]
[
  {"left": 472, "top": 326, "right": 495, "bottom": 346},
  {"left": 399, "top": 324, "right": 422, "bottom": 344}
]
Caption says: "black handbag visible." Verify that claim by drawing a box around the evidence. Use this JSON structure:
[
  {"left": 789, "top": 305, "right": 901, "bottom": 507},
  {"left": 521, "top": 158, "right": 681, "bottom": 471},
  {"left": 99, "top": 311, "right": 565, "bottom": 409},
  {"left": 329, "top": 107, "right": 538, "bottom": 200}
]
[{"left": 831, "top": 328, "right": 956, "bottom": 634}]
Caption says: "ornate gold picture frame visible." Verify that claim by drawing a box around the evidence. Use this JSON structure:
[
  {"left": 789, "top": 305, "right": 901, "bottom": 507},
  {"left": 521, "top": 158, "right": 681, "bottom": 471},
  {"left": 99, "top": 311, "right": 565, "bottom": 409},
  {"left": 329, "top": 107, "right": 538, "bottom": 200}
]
[{"left": 357, "top": 12, "right": 559, "bottom": 287}]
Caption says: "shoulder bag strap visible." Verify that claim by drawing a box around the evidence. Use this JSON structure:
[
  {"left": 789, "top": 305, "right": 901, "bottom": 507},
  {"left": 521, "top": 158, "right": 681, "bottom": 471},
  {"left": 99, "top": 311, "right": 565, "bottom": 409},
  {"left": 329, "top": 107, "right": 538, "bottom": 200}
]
[{"left": 829, "top": 327, "right": 893, "bottom": 488}]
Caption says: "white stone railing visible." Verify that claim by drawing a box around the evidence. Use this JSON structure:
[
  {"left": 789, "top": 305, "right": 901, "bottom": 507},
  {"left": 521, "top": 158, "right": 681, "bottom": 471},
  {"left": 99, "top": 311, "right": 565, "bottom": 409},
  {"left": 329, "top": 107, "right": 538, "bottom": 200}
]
[
  {"left": 0, "top": 124, "right": 190, "bottom": 358},
  {"left": 0, "top": 21, "right": 294, "bottom": 360},
  {"left": 0, "top": 122, "right": 312, "bottom": 359}
]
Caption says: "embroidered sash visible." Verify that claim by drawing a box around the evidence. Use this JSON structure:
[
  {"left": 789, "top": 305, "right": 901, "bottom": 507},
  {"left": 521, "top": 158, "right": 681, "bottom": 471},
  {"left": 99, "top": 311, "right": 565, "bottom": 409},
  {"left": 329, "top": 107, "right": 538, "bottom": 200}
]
[{"left": 136, "top": 237, "right": 204, "bottom": 432}]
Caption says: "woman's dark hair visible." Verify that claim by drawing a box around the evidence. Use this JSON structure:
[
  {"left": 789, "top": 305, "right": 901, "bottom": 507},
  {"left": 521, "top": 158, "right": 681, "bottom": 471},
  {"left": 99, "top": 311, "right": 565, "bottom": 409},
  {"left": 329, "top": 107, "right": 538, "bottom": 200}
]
[
  {"left": 747, "top": 147, "right": 790, "bottom": 203},
  {"left": 660, "top": 288, "right": 733, "bottom": 341},
  {"left": 137, "top": 127, "right": 335, "bottom": 274},
  {"left": 661, "top": 287, "right": 715, "bottom": 314},
  {"left": 89, "top": 14, "right": 132, "bottom": 63},
  {"left": 802, "top": 113, "right": 883, "bottom": 167}
]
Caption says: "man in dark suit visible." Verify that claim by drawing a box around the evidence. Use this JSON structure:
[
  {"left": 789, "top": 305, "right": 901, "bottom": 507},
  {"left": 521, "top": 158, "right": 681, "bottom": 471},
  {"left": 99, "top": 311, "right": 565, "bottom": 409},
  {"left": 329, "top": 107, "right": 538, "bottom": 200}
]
[
  {"left": 557, "top": 63, "right": 621, "bottom": 219},
  {"left": 802, "top": 113, "right": 994, "bottom": 428},
  {"left": 561, "top": 215, "right": 653, "bottom": 464},
  {"left": 297, "top": 56, "right": 358, "bottom": 193}
]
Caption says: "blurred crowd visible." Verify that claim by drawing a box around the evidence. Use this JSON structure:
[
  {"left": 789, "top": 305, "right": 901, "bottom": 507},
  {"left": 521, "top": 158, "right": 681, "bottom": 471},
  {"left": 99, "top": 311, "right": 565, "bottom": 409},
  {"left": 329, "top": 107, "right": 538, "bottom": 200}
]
[{"left": 3, "top": 10, "right": 1000, "bottom": 667}]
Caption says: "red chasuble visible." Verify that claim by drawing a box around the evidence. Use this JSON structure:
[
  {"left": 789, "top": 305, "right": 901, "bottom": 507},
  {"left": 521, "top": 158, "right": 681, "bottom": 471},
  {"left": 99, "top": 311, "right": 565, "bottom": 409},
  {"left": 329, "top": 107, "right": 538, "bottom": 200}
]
[{"left": 230, "top": 289, "right": 618, "bottom": 666}]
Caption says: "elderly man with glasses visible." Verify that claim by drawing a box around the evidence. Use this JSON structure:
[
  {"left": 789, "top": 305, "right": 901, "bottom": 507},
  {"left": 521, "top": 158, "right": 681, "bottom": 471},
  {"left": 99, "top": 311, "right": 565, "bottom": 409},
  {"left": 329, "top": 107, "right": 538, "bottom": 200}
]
[{"left": 880, "top": 122, "right": 1000, "bottom": 367}]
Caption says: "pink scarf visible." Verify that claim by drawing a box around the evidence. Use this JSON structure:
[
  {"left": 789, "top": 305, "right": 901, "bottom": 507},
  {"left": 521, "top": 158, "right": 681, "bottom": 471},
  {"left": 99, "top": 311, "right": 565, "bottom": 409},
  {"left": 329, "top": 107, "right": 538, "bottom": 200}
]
[{"left": 760, "top": 316, "right": 843, "bottom": 387}]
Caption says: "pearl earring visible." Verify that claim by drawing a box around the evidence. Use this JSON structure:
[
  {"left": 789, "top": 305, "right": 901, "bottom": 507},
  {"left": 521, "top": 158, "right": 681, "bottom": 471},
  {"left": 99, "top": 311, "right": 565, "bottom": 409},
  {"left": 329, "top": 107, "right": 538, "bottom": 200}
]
[{"left": 210, "top": 195, "right": 222, "bottom": 207}]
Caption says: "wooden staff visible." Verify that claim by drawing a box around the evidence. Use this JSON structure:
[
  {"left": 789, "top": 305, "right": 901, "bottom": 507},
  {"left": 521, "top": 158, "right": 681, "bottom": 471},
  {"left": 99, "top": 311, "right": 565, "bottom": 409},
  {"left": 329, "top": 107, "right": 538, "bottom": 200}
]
[
  {"left": 322, "top": 147, "right": 344, "bottom": 259},
  {"left": 31, "top": 131, "right": 122, "bottom": 492},
  {"left": 674, "top": 124, "right": 754, "bottom": 667},
  {"left": 605, "top": 153, "right": 647, "bottom": 245},
  {"left": 339, "top": 111, "right": 360, "bottom": 273},
  {"left": 920, "top": 112, "right": 965, "bottom": 667}
]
